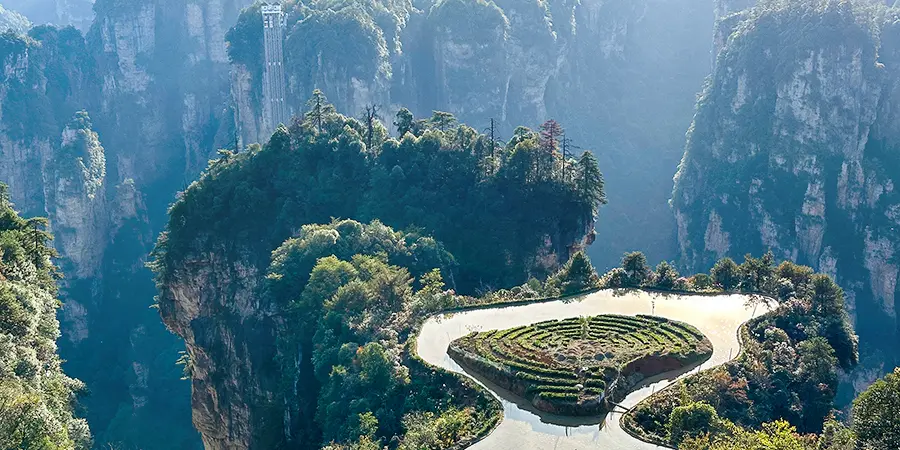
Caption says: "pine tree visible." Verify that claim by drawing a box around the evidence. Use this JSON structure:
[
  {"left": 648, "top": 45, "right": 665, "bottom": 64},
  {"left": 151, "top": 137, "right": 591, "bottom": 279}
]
[
  {"left": 711, "top": 257, "right": 740, "bottom": 291},
  {"left": 576, "top": 151, "right": 607, "bottom": 212},
  {"left": 558, "top": 251, "right": 600, "bottom": 295},
  {"left": 394, "top": 108, "right": 414, "bottom": 137},
  {"left": 654, "top": 261, "right": 679, "bottom": 290},
  {"left": 538, "top": 120, "right": 563, "bottom": 180},
  {"left": 305, "top": 89, "right": 336, "bottom": 131},
  {"left": 429, "top": 111, "right": 457, "bottom": 132},
  {"left": 622, "top": 251, "right": 650, "bottom": 287}
]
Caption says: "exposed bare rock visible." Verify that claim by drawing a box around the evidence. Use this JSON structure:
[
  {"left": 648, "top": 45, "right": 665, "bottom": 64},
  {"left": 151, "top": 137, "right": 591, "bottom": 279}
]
[{"left": 672, "top": 3, "right": 900, "bottom": 394}]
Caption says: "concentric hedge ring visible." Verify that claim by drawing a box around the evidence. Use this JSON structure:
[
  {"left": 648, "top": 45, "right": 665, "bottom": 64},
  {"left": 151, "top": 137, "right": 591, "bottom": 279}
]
[{"left": 448, "top": 314, "right": 712, "bottom": 416}]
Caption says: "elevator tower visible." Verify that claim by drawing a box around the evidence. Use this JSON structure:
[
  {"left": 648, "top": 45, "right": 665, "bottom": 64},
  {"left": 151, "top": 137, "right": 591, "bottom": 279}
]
[{"left": 262, "top": 2, "right": 287, "bottom": 135}]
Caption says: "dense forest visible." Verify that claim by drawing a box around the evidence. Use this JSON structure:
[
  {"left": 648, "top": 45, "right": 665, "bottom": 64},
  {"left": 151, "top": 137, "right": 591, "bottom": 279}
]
[
  {"left": 150, "top": 93, "right": 606, "bottom": 448},
  {"left": 0, "top": 184, "right": 91, "bottom": 448},
  {"left": 618, "top": 251, "right": 858, "bottom": 445},
  {"left": 155, "top": 91, "right": 604, "bottom": 293},
  {"left": 224, "top": 0, "right": 712, "bottom": 270}
]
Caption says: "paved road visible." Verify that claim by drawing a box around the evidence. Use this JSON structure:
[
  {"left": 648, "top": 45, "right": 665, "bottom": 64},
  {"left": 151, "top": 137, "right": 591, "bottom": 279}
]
[{"left": 416, "top": 290, "right": 766, "bottom": 450}]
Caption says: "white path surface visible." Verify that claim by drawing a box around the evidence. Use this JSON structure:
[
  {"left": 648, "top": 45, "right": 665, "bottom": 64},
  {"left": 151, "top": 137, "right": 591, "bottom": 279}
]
[{"left": 416, "top": 290, "right": 767, "bottom": 450}]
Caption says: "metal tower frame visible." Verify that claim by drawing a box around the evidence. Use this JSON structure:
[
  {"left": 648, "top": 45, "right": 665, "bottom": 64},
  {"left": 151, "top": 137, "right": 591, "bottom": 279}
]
[{"left": 262, "top": 2, "right": 288, "bottom": 135}]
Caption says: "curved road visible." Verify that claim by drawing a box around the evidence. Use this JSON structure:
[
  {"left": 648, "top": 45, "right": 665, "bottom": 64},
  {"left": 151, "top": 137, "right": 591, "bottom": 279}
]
[{"left": 416, "top": 290, "right": 766, "bottom": 449}]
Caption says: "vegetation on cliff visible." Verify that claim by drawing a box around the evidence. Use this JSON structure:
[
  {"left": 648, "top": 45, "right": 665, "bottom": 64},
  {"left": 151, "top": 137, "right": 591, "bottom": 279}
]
[
  {"left": 675, "top": 367, "right": 900, "bottom": 449},
  {"left": 151, "top": 93, "right": 604, "bottom": 448},
  {"left": 263, "top": 219, "right": 498, "bottom": 448},
  {"left": 449, "top": 314, "right": 711, "bottom": 415},
  {"left": 0, "top": 26, "right": 95, "bottom": 145},
  {"left": 0, "top": 184, "right": 91, "bottom": 449},
  {"left": 155, "top": 92, "right": 604, "bottom": 293},
  {"left": 0, "top": 22, "right": 198, "bottom": 448},
  {"left": 226, "top": 0, "right": 407, "bottom": 111},
  {"left": 671, "top": 0, "right": 900, "bottom": 395},
  {"left": 620, "top": 251, "right": 859, "bottom": 446}
]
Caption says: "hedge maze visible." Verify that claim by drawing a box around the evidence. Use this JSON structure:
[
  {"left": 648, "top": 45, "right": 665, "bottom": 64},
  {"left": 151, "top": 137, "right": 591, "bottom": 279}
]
[{"left": 448, "top": 314, "right": 712, "bottom": 415}]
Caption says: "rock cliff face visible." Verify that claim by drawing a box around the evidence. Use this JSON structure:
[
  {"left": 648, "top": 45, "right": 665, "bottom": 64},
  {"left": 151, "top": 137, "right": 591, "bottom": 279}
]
[
  {"left": 159, "top": 250, "right": 271, "bottom": 450},
  {"left": 672, "top": 2, "right": 900, "bottom": 393},
  {"left": 45, "top": 114, "right": 108, "bottom": 345},
  {"left": 0, "top": 1, "right": 252, "bottom": 447},
  {"left": 90, "top": 0, "right": 251, "bottom": 183}
]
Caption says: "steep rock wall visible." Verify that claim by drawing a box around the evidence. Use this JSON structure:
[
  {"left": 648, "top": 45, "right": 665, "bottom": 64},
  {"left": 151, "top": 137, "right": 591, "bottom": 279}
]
[
  {"left": 90, "top": 0, "right": 251, "bottom": 184},
  {"left": 0, "top": 1, "right": 252, "bottom": 446},
  {"left": 672, "top": 3, "right": 900, "bottom": 393}
]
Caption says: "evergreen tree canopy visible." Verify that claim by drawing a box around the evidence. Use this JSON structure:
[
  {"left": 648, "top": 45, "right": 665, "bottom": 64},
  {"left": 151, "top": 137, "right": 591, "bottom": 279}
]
[
  {"left": 576, "top": 151, "right": 607, "bottom": 213},
  {"left": 711, "top": 257, "right": 740, "bottom": 291},
  {"left": 547, "top": 251, "right": 601, "bottom": 295},
  {"left": 155, "top": 96, "right": 604, "bottom": 293},
  {"left": 853, "top": 367, "right": 900, "bottom": 449},
  {"left": 0, "top": 184, "right": 91, "bottom": 450},
  {"left": 621, "top": 251, "right": 650, "bottom": 287}
]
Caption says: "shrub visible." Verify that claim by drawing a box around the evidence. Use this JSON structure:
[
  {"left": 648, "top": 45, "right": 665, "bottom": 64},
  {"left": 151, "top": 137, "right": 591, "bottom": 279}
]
[
  {"left": 668, "top": 401, "right": 724, "bottom": 445},
  {"left": 602, "top": 267, "right": 628, "bottom": 288},
  {"left": 548, "top": 251, "right": 600, "bottom": 295},
  {"left": 852, "top": 367, "right": 900, "bottom": 449},
  {"left": 711, "top": 258, "right": 740, "bottom": 291},
  {"left": 653, "top": 261, "right": 679, "bottom": 290},
  {"left": 0, "top": 287, "right": 28, "bottom": 337},
  {"left": 622, "top": 252, "right": 650, "bottom": 287},
  {"left": 690, "top": 273, "right": 714, "bottom": 290}
]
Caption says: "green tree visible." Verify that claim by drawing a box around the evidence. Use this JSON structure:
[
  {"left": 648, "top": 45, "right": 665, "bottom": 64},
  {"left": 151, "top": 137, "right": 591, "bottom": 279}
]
[
  {"left": 551, "top": 251, "right": 600, "bottom": 295},
  {"left": 622, "top": 251, "right": 650, "bottom": 287},
  {"left": 776, "top": 261, "right": 814, "bottom": 301},
  {"left": 739, "top": 251, "right": 775, "bottom": 293},
  {"left": 394, "top": 107, "right": 415, "bottom": 137},
  {"left": 668, "top": 402, "right": 723, "bottom": 446},
  {"left": 796, "top": 337, "right": 838, "bottom": 431},
  {"left": 817, "top": 419, "right": 857, "bottom": 450},
  {"left": 852, "top": 367, "right": 900, "bottom": 449},
  {"left": 810, "top": 275, "right": 844, "bottom": 319},
  {"left": 295, "top": 256, "right": 358, "bottom": 330},
  {"left": 353, "top": 411, "right": 379, "bottom": 440},
  {"left": 681, "top": 420, "right": 814, "bottom": 450},
  {"left": 429, "top": 111, "right": 457, "bottom": 132},
  {"left": 399, "top": 408, "right": 477, "bottom": 450},
  {"left": 711, "top": 257, "right": 740, "bottom": 291},
  {"left": 25, "top": 217, "right": 53, "bottom": 269},
  {"left": 691, "top": 273, "right": 714, "bottom": 290},
  {"left": 576, "top": 151, "right": 607, "bottom": 212},
  {"left": 654, "top": 261, "right": 679, "bottom": 290},
  {"left": 0, "top": 286, "right": 28, "bottom": 337},
  {"left": 305, "top": 89, "right": 337, "bottom": 131},
  {"left": 420, "top": 269, "right": 445, "bottom": 296}
]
